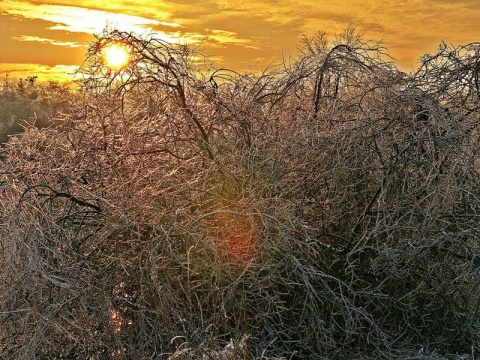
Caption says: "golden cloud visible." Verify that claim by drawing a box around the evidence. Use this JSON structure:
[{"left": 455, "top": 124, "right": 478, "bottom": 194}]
[
  {"left": 1, "top": 0, "right": 175, "bottom": 34},
  {"left": 207, "top": 30, "right": 253, "bottom": 47},
  {"left": 12, "top": 35, "right": 86, "bottom": 48},
  {"left": 0, "top": 63, "right": 79, "bottom": 83}
]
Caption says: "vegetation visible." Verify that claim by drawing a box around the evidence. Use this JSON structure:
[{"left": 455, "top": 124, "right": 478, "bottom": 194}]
[
  {"left": 0, "top": 28, "right": 479, "bottom": 359},
  {"left": 0, "top": 75, "right": 73, "bottom": 144}
]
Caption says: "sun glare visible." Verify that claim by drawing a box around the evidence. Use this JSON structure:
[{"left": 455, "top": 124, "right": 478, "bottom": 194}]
[{"left": 103, "top": 44, "right": 130, "bottom": 70}]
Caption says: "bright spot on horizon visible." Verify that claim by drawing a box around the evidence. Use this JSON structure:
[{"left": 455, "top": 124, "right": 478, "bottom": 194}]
[{"left": 103, "top": 44, "right": 130, "bottom": 70}]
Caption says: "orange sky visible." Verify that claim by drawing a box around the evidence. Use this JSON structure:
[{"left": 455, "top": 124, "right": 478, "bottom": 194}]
[{"left": 1, "top": 0, "right": 479, "bottom": 83}]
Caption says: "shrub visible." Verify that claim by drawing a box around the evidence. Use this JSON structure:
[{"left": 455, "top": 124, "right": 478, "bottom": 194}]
[
  {"left": 0, "top": 75, "right": 73, "bottom": 145},
  {"left": 0, "top": 30, "right": 479, "bottom": 359}
]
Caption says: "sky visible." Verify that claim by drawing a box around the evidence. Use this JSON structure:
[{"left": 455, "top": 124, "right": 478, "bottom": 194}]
[{"left": 1, "top": 0, "right": 479, "bottom": 83}]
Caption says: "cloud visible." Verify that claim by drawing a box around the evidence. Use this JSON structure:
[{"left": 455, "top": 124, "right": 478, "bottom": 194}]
[
  {"left": 12, "top": 35, "right": 86, "bottom": 48},
  {"left": 1, "top": 0, "right": 180, "bottom": 34},
  {"left": 206, "top": 30, "right": 254, "bottom": 47},
  {"left": 0, "top": 63, "right": 79, "bottom": 82}
]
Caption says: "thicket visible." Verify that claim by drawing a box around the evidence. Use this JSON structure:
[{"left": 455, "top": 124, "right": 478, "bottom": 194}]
[
  {"left": 0, "top": 28, "right": 479, "bottom": 359},
  {"left": 0, "top": 75, "right": 73, "bottom": 144}
]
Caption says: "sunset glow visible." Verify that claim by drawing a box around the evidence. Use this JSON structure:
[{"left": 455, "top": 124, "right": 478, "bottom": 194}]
[
  {"left": 0, "top": 0, "right": 479, "bottom": 83},
  {"left": 103, "top": 44, "right": 130, "bottom": 70}
]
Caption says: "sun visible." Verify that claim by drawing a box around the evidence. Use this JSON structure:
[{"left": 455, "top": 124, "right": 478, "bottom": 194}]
[{"left": 103, "top": 43, "right": 130, "bottom": 70}]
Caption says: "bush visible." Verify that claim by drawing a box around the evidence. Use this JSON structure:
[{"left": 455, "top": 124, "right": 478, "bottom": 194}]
[
  {"left": 0, "top": 75, "right": 73, "bottom": 145},
  {"left": 0, "top": 29, "right": 479, "bottom": 359}
]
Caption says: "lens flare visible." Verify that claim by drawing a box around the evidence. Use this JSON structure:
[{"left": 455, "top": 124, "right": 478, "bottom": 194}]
[
  {"left": 209, "top": 212, "right": 258, "bottom": 268},
  {"left": 219, "top": 232, "right": 256, "bottom": 266}
]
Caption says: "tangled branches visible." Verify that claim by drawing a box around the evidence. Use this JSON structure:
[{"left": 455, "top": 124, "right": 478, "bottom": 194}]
[{"left": 0, "top": 30, "right": 479, "bottom": 359}]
